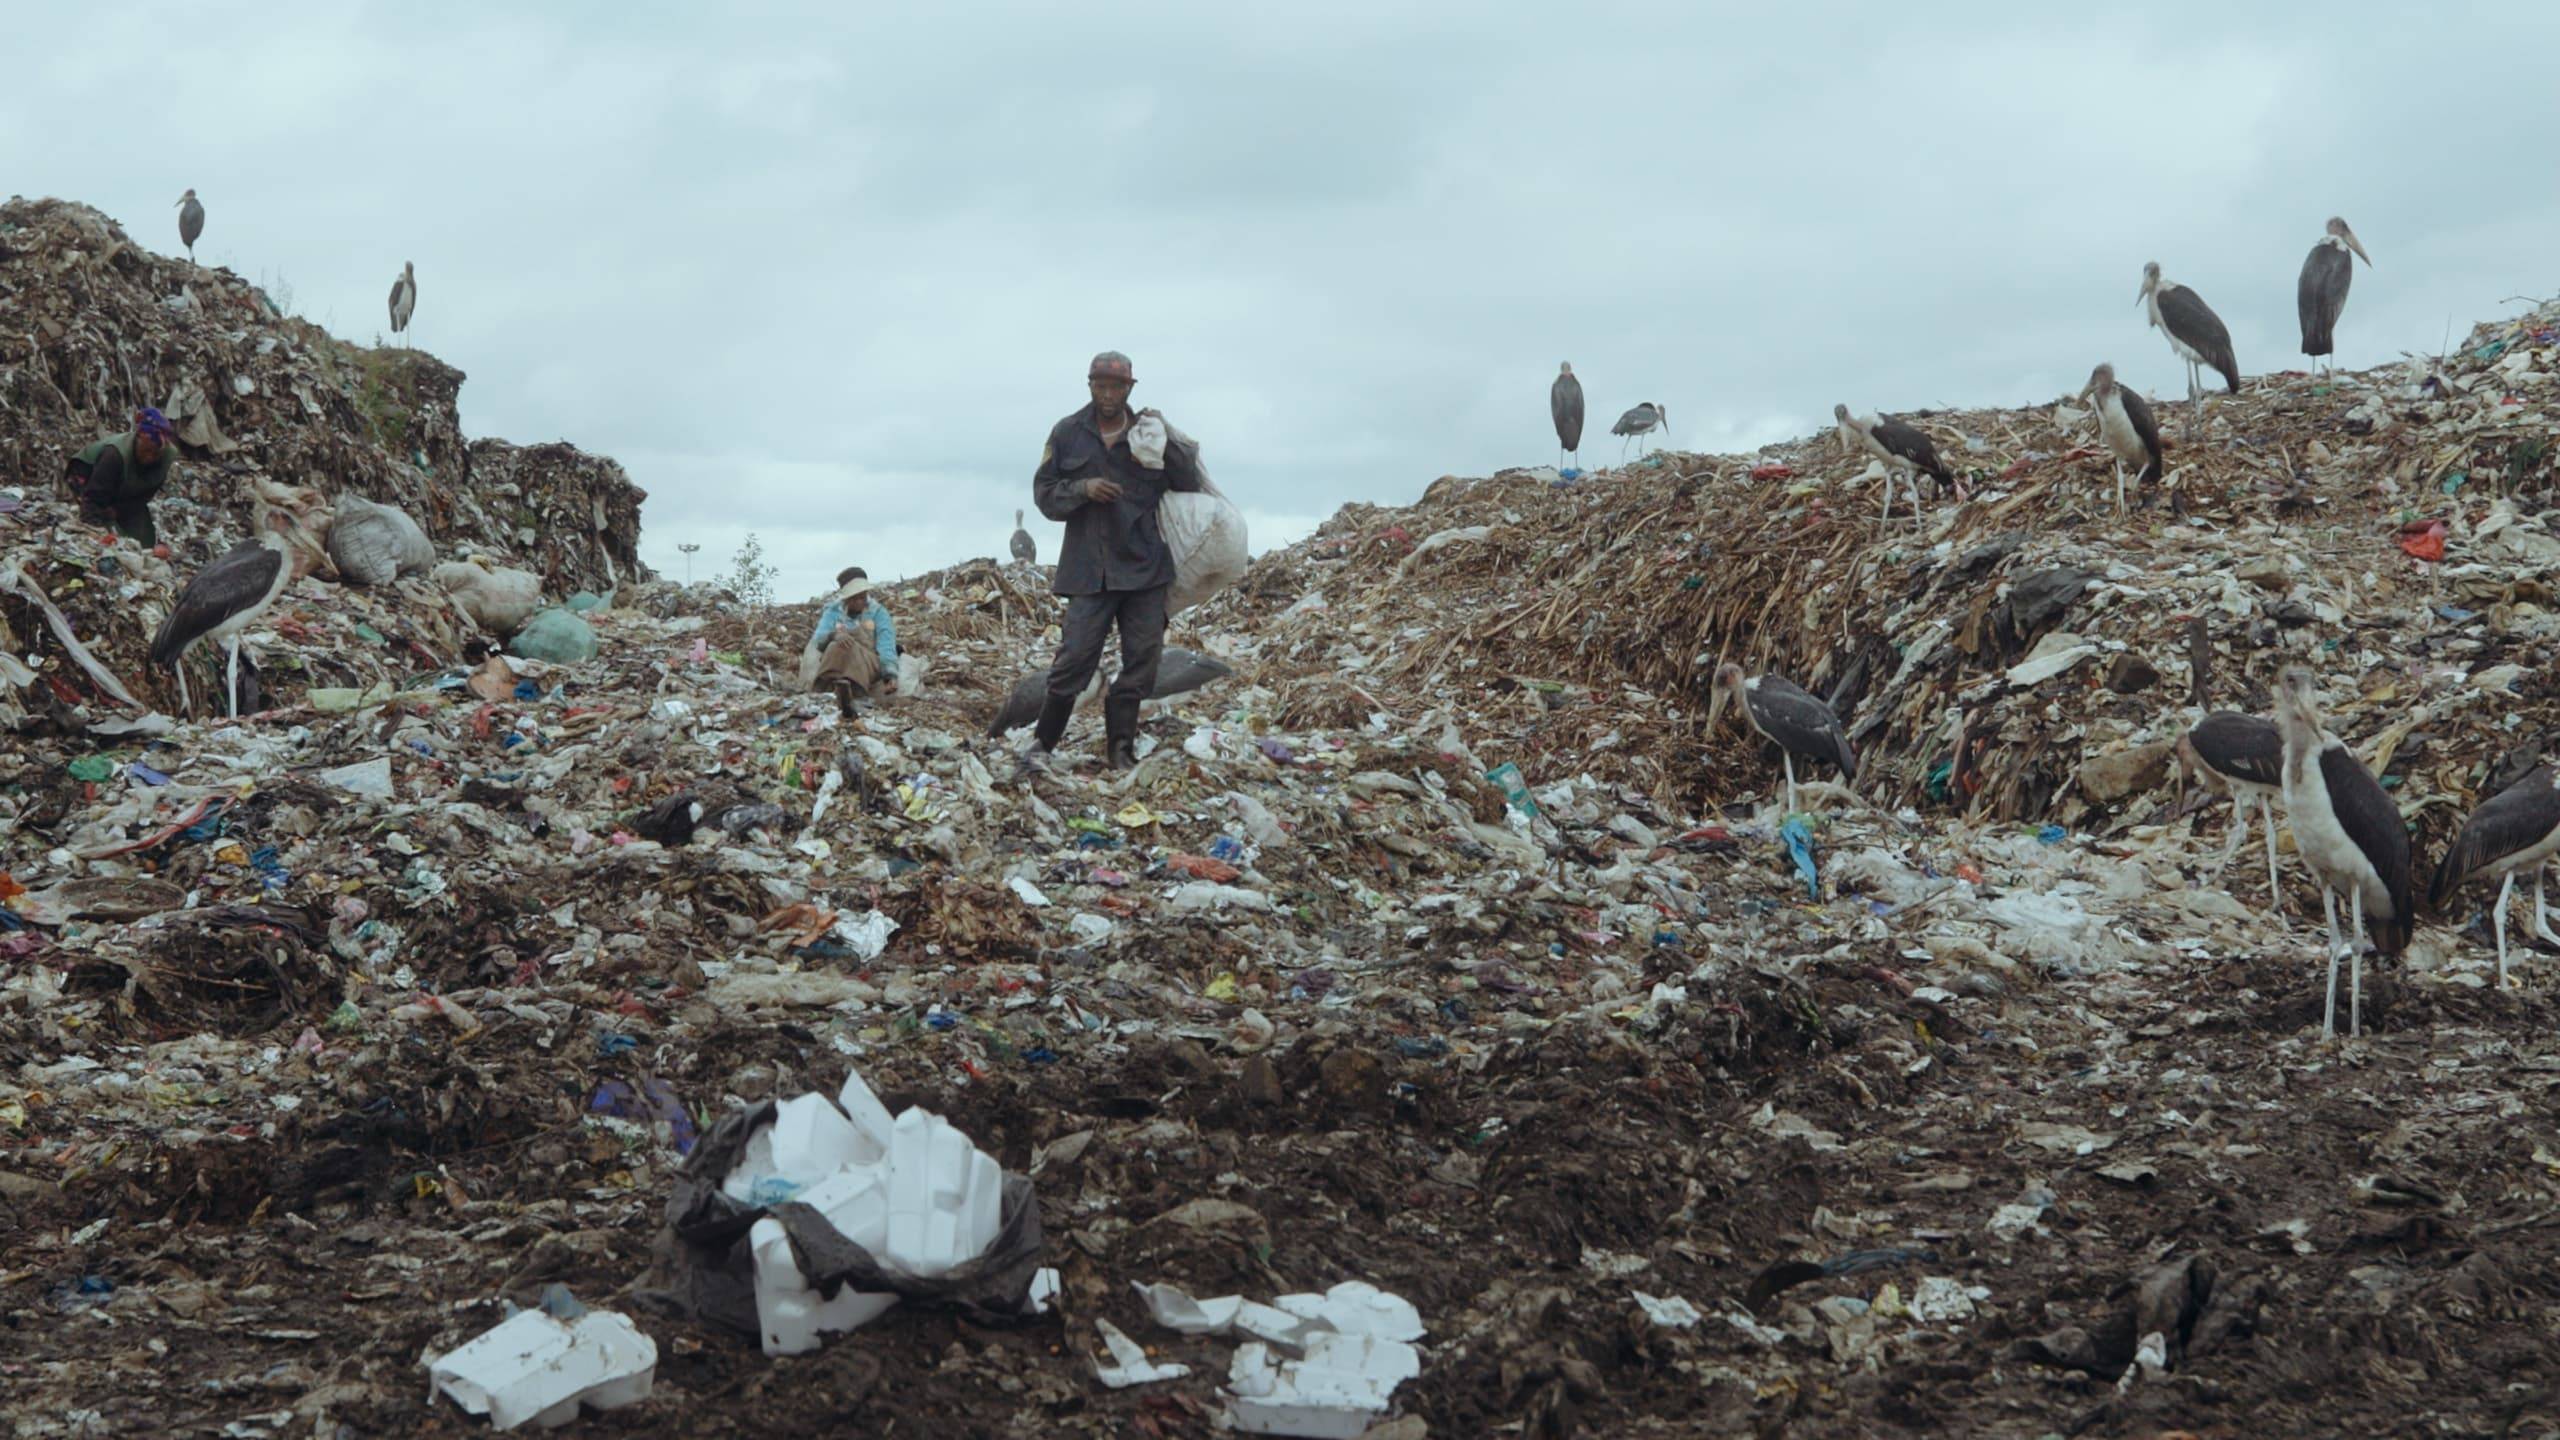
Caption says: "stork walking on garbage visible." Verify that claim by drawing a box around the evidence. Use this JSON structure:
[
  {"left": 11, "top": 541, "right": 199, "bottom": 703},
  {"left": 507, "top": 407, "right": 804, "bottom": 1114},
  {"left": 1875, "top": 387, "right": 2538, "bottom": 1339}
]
[
  {"left": 2139, "top": 261, "right": 2240, "bottom": 437},
  {"left": 2296, "top": 217, "right": 2372, "bottom": 370},
  {"left": 2274, "top": 667, "right": 2411, "bottom": 1039},
  {"left": 388, "top": 262, "right": 417, "bottom": 346},
  {"left": 176, "top": 189, "right": 205, "bottom": 267},
  {"left": 1551, "top": 363, "right": 1585, "bottom": 471},
  {"left": 1703, "top": 661, "right": 1857, "bottom": 817},
  {"left": 2427, "top": 764, "right": 2560, "bottom": 989},
  {"left": 2078, "top": 363, "right": 2164, "bottom": 513},
  {"left": 1834, "top": 404, "right": 1956, "bottom": 523},
  {"left": 1009, "top": 509, "right": 1037, "bottom": 565},
  {"left": 1611, "top": 402, "right": 1664, "bottom": 460},
  {"left": 2178, "top": 711, "right": 2286, "bottom": 910},
  {"left": 151, "top": 532, "right": 304, "bottom": 719}
]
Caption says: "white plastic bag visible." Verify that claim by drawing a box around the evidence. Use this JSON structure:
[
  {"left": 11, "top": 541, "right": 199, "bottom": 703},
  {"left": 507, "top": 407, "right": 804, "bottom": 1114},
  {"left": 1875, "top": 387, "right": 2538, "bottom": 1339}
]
[
  {"left": 1128, "top": 411, "right": 1170, "bottom": 470},
  {"left": 1157, "top": 423, "right": 1247, "bottom": 614}
]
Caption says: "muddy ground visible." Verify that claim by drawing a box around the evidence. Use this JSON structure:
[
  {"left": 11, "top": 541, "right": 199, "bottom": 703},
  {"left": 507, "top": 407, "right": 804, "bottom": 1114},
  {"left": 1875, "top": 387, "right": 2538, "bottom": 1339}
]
[{"left": 9, "top": 854, "right": 2558, "bottom": 1439}]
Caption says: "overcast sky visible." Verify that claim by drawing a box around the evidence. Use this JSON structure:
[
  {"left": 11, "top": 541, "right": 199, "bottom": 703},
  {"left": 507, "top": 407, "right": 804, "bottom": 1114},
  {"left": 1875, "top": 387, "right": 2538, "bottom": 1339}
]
[{"left": 12, "top": 3, "right": 2557, "bottom": 600}]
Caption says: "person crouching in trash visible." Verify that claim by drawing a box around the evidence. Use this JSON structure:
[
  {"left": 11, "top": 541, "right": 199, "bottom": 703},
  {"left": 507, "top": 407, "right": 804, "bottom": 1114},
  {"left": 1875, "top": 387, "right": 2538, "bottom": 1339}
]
[
  {"left": 801, "top": 567, "right": 900, "bottom": 714},
  {"left": 65, "top": 406, "right": 179, "bottom": 547}
]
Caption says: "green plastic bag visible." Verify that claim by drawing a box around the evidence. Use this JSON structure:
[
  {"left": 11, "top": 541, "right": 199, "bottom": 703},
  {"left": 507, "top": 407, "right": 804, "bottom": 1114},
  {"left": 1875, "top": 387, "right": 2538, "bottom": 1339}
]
[{"left": 511, "top": 608, "right": 600, "bottom": 664}]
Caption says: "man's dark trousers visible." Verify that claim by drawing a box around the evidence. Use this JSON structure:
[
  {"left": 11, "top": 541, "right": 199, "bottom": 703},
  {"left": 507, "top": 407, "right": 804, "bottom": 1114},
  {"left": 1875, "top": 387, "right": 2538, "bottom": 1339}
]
[{"left": 1034, "top": 584, "right": 1169, "bottom": 753}]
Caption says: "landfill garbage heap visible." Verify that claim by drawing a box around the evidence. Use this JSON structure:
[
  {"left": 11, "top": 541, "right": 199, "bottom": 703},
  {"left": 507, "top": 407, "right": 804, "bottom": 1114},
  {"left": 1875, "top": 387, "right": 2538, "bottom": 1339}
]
[
  {"left": 6, "top": 231, "right": 2560, "bottom": 1432},
  {"left": 0, "top": 197, "right": 646, "bottom": 602}
]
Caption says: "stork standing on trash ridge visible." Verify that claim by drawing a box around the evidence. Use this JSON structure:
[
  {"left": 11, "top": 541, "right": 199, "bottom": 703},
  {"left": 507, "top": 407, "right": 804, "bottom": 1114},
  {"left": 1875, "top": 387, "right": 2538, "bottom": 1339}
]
[
  {"left": 176, "top": 190, "right": 204, "bottom": 267},
  {"left": 2427, "top": 764, "right": 2560, "bottom": 989},
  {"left": 1551, "top": 363, "right": 1585, "bottom": 470},
  {"left": 1009, "top": 509, "right": 1037, "bottom": 565},
  {"left": 2177, "top": 711, "right": 2286, "bottom": 911},
  {"left": 388, "top": 262, "right": 416, "bottom": 346},
  {"left": 2139, "top": 261, "right": 2240, "bottom": 437},
  {"left": 151, "top": 532, "right": 304, "bottom": 719},
  {"left": 1612, "top": 402, "right": 1664, "bottom": 460},
  {"left": 2078, "top": 363, "right": 2164, "bottom": 514},
  {"left": 1834, "top": 404, "right": 1956, "bottom": 524},
  {"left": 2274, "top": 667, "right": 2412, "bottom": 1040},
  {"left": 1702, "top": 661, "right": 1857, "bottom": 817},
  {"left": 2297, "top": 217, "right": 2372, "bottom": 370}
]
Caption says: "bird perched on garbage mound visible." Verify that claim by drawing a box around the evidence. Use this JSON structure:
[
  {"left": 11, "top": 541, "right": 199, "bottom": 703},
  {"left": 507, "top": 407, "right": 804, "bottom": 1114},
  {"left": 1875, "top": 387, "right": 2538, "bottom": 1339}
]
[
  {"left": 2427, "top": 764, "right": 2560, "bottom": 989},
  {"left": 985, "top": 646, "right": 1232, "bottom": 740},
  {"left": 2273, "top": 667, "right": 2410, "bottom": 1039},
  {"left": 1551, "top": 363, "right": 1585, "bottom": 470},
  {"left": 2078, "top": 363, "right": 2163, "bottom": 514},
  {"left": 153, "top": 531, "right": 309, "bottom": 718},
  {"left": 1009, "top": 509, "right": 1037, "bottom": 565},
  {"left": 1834, "top": 404, "right": 1956, "bottom": 523},
  {"left": 389, "top": 261, "right": 417, "bottom": 346},
  {"left": 434, "top": 558, "right": 543, "bottom": 636},
  {"left": 1611, "top": 401, "right": 1664, "bottom": 460},
  {"left": 2177, "top": 711, "right": 2285, "bottom": 909},
  {"left": 176, "top": 189, "right": 205, "bottom": 266},
  {"left": 1702, "top": 661, "right": 1857, "bottom": 816},
  {"left": 2297, "top": 217, "right": 2371, "bottom": 368},
  {"left": 2140, "top": 261, "right": 2239, "bottom": 439}
]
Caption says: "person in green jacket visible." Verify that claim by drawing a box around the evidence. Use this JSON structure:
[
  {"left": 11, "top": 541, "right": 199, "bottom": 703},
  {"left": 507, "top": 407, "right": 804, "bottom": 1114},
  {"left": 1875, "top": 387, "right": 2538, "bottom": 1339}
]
[{"left": 64, "top": 407, "right": 178, "bottom": 546}]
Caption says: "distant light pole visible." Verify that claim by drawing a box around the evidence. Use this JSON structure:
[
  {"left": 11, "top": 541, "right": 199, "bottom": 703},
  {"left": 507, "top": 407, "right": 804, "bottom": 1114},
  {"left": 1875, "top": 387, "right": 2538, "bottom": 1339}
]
[{"left": 677, "top": 542, "right": 700, "bottom": 584}]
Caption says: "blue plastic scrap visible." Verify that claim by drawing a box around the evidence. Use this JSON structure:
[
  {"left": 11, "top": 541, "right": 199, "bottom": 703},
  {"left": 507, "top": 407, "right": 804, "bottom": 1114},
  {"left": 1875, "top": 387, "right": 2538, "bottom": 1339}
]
[
  {"left": 1781, "top": 817, "right": 1819, "bottom": 898},
  {"left": 2037, "top": 824, "right": 2067, "bottom": 846}
]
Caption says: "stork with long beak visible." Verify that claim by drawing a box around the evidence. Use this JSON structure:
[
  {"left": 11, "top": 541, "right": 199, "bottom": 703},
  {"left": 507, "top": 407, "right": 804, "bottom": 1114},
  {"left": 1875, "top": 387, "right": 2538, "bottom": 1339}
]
[
  {"left": 2139, "top": 261, "right": 2240, "bottom": 438},
  {"left": 1551, "top": 362, "right": 1585, "bottom": 471},
  {"left": 1834, "top": 404, "right": 1956, "bottom": 524},
  {"left": 388, "top": 261, "right": 417, "bottom": 347},
  {"left": 151, "top": 531, "right": 309, "bottom": 718},
  {"left": 176, "top": 189, "right": 204, "bottom": 266},
  {"left": 2427, "top": 764, "right": 2560, "bottom": 989},
  {"left": 2296, "top": 217, "right": 2371, "bottom": 371},
  {"left": 2077, "top": 363, "right": 2164, "bottom": 513},
  {"left": 2177, "top": 711, "right": 2285, "bottom": 909},
  {"left": 2274, "top": 667, "right": 2412, "bottom": 1039},
  {"left": 1702, "top": 660, "right": 1857, "bottom": 817}
]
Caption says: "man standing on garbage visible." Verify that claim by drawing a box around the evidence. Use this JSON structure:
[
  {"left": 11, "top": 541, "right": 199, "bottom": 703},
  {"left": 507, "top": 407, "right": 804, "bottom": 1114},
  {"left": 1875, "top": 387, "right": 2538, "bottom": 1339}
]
[
  {"left": 804, "top": 567, "right": 899, "bottom": 712},
  {"left": 1027, "top": 350, "right": 1204, "bottom": 772},
  {"left": 64, "top": 407, "right": 179, "bottom": 547}
]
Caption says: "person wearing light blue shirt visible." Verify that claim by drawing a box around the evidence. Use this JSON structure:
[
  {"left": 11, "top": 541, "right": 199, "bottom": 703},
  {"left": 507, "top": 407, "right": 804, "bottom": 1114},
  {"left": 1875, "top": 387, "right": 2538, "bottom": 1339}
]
[{"left": 805, "top": 567, "right": 899, "bottom": 709}]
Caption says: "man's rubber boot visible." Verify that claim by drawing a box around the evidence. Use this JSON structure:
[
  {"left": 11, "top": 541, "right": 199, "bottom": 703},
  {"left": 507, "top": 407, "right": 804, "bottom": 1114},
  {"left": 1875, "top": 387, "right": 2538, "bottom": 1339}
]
[
  {"left": 1104, "top": 697, "right": 1141, "bottom": 772},
  {"left": 1032, "top": 693, "right": 1078, "bottom": 754}
]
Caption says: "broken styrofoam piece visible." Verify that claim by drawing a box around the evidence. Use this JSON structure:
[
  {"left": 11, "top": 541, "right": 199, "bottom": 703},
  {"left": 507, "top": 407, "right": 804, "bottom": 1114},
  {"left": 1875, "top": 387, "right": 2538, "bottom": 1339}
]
[
  {"left": 426, "top": 1306, "right": 658, "bottom": 1430},
  {"left": 1632, "top": 1291, "right": 1703, "bottom": 1328},
  {"left": 1134, "top": 1280, "right": 1244, "bottom": 1336},
  {"left": 1028, "top": 1268, "right": 1061, "bottom": 1315},
  {"left": 1225, "top": 1332, "right": 1422, "bottom": 1438},
  {"left": 1092, "top": 1318, "right": 1190, "bottom": 1389},
  {"left": 1234, "top": 1300, "right": 1319, "bottom": 1350},
  {"left": 773, "top": 1091, "right": 875, "bottom": 1177},
  {"left": 748, "top": 1217, "right": 899, "bottom": 1357},
  {"left": 1272, "top": 1281, "right": 1425, "bottom": 1343},
  {"left": 790, "top": 1163, "right": 892, "bottom": 1254},
  {"left": 883, "top": 1108, "right": 1004, "bottom": 1279},
  {"left": 317, "top": 755, "right": 396, "bottom": 800}
]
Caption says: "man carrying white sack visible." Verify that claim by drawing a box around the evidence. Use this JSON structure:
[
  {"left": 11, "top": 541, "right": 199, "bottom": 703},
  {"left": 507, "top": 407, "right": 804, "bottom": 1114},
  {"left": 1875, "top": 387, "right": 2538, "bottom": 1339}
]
[{"left": 1025, "top": 350, "right": 1204, "bottom": 772}]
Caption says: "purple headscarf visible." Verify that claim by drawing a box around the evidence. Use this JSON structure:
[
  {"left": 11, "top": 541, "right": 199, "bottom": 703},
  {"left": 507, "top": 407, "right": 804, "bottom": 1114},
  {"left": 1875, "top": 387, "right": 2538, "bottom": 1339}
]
[{"left": 134, "top": 407, "right": 175, "bottom": 441}]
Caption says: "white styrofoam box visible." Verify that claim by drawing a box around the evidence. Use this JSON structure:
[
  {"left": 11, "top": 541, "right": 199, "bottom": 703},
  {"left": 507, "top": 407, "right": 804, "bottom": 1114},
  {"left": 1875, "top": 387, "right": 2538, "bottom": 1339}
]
[
  {"left": 1225, "top": 1332, "right": 1422, "bottom": 1438},
  {"left": 771, "top": 1092, "right": 869, "bottom": 1180},
  {"left": 883, "top": 1108, "right": 1004, "bottom": 1279},
  {"left": 749, "top": 1217, "right": 900, "bottom": 1357},
  {"left": 427, "top": 1307, "right": 658, "bottom": 1430},
  {"left": 836, "top": 1070, "right": 896, "bottom": 1156},
  {"left": 792, "top": 1163, "right": 892, "bottom": 1256}
]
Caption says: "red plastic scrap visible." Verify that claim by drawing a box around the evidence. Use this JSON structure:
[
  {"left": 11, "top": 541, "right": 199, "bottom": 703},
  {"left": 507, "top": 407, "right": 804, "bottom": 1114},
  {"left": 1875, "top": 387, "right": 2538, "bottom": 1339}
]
[
  {"left": 2397, "top": 518, "right": 2447, "bottom": 563},
  {"left": 1167, "top": 853, "right": 1241, "bottom": 883},
  {"left": 1748, "top": 462, "right": 1794, "bottom": 480}
]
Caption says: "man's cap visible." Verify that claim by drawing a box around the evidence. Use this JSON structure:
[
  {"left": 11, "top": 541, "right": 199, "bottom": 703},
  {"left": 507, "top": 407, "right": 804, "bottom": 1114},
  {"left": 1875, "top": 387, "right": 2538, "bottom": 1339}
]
[{"left": 1087, "top": 351, "right": 1134, "bottom": 382}]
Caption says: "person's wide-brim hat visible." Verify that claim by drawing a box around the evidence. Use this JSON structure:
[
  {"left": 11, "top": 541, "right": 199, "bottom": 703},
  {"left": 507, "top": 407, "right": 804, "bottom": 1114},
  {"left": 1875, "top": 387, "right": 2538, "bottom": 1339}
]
[{"left": 833, "top": 576, "right": 872, "bottom": 604}]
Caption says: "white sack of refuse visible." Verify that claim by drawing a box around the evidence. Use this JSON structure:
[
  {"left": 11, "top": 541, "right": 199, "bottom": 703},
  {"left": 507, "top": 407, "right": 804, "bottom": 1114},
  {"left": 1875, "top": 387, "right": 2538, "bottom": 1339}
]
[
  {"left": 427, "top": 1308, "right": 657, "bottom": 1430},
  {"left": 724, "top": 1069, "right": 1009, "bottom": 1356}
]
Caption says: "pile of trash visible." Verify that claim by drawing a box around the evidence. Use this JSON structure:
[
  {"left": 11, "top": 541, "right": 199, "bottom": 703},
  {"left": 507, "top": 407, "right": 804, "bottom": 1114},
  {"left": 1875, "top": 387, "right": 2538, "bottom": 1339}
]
[
  {"left": 6, "top": 199, "right": 2560, "bottom": 1438},
  {"left": 0, "top": 196, "right": 645, "bottom": 603}
]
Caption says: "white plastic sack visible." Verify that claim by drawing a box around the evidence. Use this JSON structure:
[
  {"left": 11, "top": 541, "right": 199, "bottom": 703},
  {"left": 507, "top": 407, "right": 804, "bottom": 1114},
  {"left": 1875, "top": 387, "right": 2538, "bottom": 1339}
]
[
  {"left": 1128, "top": 412, "right": 1170, "bottom": 470},
  {"left": 328, "top": 494, "right": 435, "bottom": 586},
  {"left": 1159, "top": 424, "right": 1246, "bottom": 613}
]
